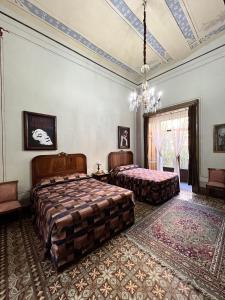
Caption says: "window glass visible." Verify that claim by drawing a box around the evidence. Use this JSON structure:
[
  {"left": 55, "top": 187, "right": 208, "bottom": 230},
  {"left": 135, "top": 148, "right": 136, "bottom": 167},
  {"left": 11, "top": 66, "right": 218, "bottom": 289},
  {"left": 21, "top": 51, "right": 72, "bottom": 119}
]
[{"left": 161, "top": 117, "right": 189, "bottom": 169}]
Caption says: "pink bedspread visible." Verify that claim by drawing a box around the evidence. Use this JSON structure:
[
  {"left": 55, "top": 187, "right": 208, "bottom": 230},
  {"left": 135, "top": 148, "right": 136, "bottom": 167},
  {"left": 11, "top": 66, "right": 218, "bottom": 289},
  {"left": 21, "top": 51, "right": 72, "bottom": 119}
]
[
  {"left": 120, "top": 168, "right": 178, "bottom": 182},
  {"left": 110, "top": 165, "right": 180, "bottom": 204}
]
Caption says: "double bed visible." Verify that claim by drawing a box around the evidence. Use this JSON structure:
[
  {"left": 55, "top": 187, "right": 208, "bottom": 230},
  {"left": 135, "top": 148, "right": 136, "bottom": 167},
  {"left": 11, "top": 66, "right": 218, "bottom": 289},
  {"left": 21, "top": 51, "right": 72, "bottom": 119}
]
[
  {"left": 31, "top": 153, "right": 134, "bottom": 269},
  {"left": 108, "top": 151, "right": 180, "bottom": 205}
]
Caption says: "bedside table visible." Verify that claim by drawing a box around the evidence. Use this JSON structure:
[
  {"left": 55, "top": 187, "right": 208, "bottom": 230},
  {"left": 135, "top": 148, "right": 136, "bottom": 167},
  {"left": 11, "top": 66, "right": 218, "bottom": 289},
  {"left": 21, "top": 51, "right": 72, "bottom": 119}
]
[{"left": 92, "top": 173, "right": 110, "bottom": 183}]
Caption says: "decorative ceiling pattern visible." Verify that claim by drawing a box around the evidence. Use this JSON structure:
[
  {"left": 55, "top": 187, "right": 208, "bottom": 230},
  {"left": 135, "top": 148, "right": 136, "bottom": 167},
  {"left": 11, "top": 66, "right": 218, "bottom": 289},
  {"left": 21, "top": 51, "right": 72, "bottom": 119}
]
[
  {"left": 165, "top": 0, "right": 198, "bottom": 48},
  {"left": 14, "top": 0, "right": 139, "bottom": 75},
  {"left": 1, "top": 0, "right": 225, "bottom": 84},
  {"left": 108, "top": 0, "right": 171, "bottom": 61}
]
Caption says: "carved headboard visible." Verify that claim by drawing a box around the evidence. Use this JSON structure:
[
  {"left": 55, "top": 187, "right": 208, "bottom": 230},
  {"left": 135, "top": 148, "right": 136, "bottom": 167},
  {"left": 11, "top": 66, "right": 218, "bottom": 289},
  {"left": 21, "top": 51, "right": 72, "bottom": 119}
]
[
  {"left": 32, "top": 152, "right": 87, "bottom": 186},
  {"left": 108, "top": 151, "right": 133, "bottom": 171}
]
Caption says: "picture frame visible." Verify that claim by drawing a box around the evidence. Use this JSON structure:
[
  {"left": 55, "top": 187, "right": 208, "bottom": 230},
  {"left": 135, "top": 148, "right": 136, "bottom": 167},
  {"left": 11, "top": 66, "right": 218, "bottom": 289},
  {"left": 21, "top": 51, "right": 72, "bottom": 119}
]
[
  {"left": 213, "top": 123, "right": 225, "bottom": 153},
  {"left": 118, "top": 126, "right": 130, "bottom": 149},
  {"left": 23, "top": 111, "right": 57, "bottom": 150}
]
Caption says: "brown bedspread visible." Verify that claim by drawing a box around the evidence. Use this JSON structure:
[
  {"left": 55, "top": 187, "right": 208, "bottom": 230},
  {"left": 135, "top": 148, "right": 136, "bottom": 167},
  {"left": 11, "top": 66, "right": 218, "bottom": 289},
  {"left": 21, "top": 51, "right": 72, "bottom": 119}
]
[
  {"left": 110, "top": 165, "right": 180, "bottom": 204},
  {"left": 31, "top": 176, "right": 134, "bottom": 268}
]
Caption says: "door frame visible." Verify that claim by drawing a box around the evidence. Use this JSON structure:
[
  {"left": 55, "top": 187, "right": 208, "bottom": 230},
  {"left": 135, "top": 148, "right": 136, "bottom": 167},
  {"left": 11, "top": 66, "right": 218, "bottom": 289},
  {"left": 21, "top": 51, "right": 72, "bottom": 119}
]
[{"left": 143, "top": 99, "right": 200, "bottom": 193}]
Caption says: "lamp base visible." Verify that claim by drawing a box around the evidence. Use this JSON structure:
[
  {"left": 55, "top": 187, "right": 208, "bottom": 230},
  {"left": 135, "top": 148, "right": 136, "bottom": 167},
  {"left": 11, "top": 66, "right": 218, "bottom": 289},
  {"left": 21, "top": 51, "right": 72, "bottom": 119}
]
[{"left": 95, "top": 170, "right": 105, "bottom": 175}]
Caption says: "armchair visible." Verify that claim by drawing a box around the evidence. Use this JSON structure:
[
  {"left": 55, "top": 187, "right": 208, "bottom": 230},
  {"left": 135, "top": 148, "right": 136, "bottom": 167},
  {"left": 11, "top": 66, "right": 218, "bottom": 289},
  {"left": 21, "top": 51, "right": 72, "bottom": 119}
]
[
  {"left": 206, "top": 169, "right": 225, "bottom": 199},
  {"left": 0, "top": 181, "right": 21, "bottom": 215}
]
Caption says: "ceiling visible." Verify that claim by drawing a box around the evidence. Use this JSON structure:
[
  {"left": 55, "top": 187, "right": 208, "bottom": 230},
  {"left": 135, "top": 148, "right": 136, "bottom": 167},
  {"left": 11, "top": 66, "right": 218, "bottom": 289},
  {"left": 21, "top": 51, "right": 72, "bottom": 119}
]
[{"left": 1, "top": 0, "right": 225, "bottom": 84}]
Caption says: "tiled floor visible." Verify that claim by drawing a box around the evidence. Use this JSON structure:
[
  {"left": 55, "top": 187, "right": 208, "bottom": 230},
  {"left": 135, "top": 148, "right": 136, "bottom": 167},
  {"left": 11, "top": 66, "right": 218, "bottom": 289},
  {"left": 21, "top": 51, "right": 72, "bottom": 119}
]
[
  {"left": 180, "top": 182, "right": 192, "bottom": 192},
  {"left": 1, "top": 191, "right": 224, "bottom": 299}
]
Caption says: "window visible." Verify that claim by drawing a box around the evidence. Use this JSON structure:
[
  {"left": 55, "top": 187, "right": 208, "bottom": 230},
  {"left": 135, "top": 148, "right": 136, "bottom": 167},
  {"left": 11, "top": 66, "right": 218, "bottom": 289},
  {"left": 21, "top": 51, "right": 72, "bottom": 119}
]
[
  {"left": 161, "top": 117, "right": 189, "bottom": 169},
  {"left": 148, "top": 108, "right": 189, "bottom": 172}
]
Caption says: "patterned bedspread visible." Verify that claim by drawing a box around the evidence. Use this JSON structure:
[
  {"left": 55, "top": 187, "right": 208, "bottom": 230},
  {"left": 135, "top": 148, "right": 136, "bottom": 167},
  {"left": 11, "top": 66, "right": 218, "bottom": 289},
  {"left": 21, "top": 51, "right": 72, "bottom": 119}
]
[
  {"left": 31, "top": 175, "right": 134, "bottom": 268},
  {"left": 110, "top": 165, "right": 180, "bottom": 204}
]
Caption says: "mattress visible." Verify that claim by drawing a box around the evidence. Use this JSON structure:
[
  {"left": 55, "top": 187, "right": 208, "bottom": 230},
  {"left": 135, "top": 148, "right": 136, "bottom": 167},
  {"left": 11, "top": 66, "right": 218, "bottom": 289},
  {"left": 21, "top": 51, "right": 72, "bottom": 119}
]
[{"left": 31, "top": 175, "right": 134, "bottom": 268}]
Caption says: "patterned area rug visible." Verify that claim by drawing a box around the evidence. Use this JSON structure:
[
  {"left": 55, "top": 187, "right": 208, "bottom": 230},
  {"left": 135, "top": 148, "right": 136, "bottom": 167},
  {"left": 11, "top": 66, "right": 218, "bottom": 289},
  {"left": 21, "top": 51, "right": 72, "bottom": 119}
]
[
  {"left": 0, "top": 192, "right": 224, "bottom": 299},
  {"left": 127, "top": 198, "right": 225, "bottom": 300}
]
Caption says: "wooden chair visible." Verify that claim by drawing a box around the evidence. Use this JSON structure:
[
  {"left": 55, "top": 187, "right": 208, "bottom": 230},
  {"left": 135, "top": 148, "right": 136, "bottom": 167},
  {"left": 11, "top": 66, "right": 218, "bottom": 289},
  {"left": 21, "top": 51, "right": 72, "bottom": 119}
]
[
  {"left": 206, "top": 169, "right": 225, "bottom": 199},
  {"left": 0, "top": 181, "right": 21, "bottom": 215}
]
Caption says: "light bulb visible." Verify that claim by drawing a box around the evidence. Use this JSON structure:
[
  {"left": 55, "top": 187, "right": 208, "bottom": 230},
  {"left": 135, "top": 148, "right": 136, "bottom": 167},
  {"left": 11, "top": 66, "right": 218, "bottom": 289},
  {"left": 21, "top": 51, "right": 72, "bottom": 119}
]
[
  {"left": 149, "top": 87, "right": 155, "bottom": 96},
  {"left": 158, "top": 91, "right": 162, "bottom": 98}
]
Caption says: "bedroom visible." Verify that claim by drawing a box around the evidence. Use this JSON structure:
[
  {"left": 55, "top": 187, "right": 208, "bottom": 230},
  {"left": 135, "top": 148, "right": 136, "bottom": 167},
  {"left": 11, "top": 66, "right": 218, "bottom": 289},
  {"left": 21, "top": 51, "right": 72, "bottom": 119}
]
[{"left": 0, "top": 0, "right": 225, "bottom": 299}]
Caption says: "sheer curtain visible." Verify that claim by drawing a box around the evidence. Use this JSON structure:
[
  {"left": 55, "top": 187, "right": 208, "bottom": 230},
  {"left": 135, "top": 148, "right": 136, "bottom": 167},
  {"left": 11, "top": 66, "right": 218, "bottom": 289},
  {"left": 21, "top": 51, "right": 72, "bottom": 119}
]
[
  {"left": 148, "top": 108, "right": 188, "bottom": 177},
  {"left": 170, "top": 109, "right": 188, "bottom": 177},
  {"left": 149, "top": 115, "right": 168, "bottom": 171}
]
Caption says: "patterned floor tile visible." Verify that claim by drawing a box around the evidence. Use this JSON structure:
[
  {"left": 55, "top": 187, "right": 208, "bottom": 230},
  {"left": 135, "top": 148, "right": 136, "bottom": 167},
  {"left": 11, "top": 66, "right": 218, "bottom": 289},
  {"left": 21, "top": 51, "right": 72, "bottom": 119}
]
[{"left": 1, "top": 191, "right": 224, "bottom": 299}]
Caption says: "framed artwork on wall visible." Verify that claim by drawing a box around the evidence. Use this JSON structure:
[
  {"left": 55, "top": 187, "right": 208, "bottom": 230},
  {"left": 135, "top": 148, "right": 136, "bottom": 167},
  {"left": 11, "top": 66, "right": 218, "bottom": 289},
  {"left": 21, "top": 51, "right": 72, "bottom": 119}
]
[
  {"left": 118, "top": 126, "right": 130, "bottom": 149},
  {"left": 214, "top": 123, "right": 225, "bottom": 153},
  {"left": 23, "top": 111, "right": 57, "bottom": 150}
]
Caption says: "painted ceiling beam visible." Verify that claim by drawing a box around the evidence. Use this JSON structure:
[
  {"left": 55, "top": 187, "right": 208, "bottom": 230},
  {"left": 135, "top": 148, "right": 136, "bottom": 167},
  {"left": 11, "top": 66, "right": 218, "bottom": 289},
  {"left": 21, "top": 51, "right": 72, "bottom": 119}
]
[
  {"left": 106, "top": 0, "right": 171, "bottom": 63},
  {"left": 14, "top": 0, "right": 140, "bottom": 76},
  {"left": 165, "top": 0, "right": 198, "bottom": 49}
]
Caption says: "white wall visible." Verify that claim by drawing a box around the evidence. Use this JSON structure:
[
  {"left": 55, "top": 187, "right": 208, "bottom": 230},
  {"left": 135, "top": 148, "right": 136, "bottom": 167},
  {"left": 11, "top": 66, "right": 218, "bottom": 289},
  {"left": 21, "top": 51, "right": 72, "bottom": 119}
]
[
  {"left": 137, "top": 35, "right": 225, "bottom": 187},
  {"left": 0, "top": 15, "right": 136, "bottom": 199}
]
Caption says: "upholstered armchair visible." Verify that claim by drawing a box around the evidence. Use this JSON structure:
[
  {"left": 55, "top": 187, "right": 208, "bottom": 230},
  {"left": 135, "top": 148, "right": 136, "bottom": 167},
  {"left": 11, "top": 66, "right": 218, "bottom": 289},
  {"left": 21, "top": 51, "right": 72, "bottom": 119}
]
[
  {"left": 0, "top": 181, "right": 21, "bottom": 215},
  {"left": 206, "top": 169, "right": 225, "bottom": 199}
]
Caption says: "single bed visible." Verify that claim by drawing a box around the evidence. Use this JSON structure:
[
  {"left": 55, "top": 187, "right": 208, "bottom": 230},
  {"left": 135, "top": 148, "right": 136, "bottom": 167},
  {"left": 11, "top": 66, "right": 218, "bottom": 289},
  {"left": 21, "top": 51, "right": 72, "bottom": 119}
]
[
  {"left": 108, "top": 151, "right": 180, "bottom": 205},
  {"left": 31, "top": 152, "right": 134, "bottom": 269}
]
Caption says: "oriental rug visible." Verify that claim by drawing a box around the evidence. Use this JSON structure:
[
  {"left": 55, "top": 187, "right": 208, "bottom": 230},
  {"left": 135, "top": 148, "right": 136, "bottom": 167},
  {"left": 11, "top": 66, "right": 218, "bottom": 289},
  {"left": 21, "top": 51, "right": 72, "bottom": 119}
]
[{"left": 127, "top": 198, "right": 225, "bottom": 300}]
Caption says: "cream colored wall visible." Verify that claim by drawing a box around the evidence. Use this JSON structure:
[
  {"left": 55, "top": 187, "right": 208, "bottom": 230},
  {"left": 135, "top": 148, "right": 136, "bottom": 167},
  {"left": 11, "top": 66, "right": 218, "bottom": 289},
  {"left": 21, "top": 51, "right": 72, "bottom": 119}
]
[
  {"left": 0, "top": 15, "right": 136, "bottom": 199},
  {"left": 136, "top": 34, "right": 225, "bottom": 187}
]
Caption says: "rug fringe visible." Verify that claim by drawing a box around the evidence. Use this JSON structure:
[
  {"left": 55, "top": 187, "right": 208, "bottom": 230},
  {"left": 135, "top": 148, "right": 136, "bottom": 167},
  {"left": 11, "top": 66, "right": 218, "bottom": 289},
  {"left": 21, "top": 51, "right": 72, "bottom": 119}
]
[{"left": 125, "top": 234, "right": 222, "bottom": 300}]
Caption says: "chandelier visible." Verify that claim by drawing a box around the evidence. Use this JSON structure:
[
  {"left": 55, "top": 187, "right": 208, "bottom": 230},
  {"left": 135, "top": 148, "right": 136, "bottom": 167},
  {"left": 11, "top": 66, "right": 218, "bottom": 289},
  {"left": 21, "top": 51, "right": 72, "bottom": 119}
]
[{"left": 129, "top": 0, "right": 162, "bottom": 113}]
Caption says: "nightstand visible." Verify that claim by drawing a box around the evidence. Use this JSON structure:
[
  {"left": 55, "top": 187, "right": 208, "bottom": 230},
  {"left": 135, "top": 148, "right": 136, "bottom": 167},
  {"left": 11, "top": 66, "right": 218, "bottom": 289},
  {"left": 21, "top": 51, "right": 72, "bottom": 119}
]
[{"left": 92, "top": 173, "right": 110, "bottom": 183}]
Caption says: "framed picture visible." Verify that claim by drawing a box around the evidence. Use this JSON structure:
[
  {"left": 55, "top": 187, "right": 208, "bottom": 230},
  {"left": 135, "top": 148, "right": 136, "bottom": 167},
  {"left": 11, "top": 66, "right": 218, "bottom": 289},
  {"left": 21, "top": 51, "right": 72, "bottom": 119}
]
[
  {"left": 214, "top": 123, "right": 225, "bottom": 153},
  {"left": 23, "top": 111, "right": 57, "bottom": 150},
  {"left": 118, "top": 126, "right": 130, "bottom": 149}
]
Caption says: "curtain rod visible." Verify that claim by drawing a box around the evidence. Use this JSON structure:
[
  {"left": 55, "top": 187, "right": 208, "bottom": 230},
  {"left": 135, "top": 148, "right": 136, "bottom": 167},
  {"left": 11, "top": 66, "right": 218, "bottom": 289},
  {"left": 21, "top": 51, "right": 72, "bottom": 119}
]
[
  {"left": 150, "top": 107, "right": 188, "bottom": 118},
  {"left": 144, "top": 99, "right": 198, "bottom": 118}
]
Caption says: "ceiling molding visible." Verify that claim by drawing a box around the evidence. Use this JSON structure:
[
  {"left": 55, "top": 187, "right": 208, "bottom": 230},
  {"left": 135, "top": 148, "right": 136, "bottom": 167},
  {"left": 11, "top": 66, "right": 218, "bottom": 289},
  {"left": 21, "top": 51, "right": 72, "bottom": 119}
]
[
  {"left": 13, "top": 0, "right": 140, "bottom": 76},
  {"left": 2, "top": 0, "right": 225, "bottom": 84},
  {"left": 0, "top": 10, "right": 139, "bottom": 86},
  {"left": 144, "top": 41, "right": 225, "bottom": 85}
]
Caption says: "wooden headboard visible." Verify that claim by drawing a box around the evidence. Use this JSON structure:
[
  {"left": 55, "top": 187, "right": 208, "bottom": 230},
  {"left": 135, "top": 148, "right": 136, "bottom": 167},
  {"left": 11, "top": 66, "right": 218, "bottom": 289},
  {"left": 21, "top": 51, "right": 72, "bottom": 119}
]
[
  {"left": 32, "top": 152, "right": 87, "bottom": 186},
  {"left": 108, "top": 151, "right": 133, "bottom": 171}
]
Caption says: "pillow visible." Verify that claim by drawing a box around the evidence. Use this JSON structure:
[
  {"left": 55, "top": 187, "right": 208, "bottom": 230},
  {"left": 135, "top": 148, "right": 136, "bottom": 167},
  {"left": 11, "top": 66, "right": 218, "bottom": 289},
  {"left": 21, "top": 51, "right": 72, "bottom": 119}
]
[
  {"left": 39, "top": 176, "right": 63, "bottom": 185},
  {"left": 64, "top": 173, "right": 87, "bottom": 180},
  {"left": 110, "top": 164, "right": 139, "bottom": 173},
  {"left": 39, "top": 173, "right": 88, "bottom": 186}
]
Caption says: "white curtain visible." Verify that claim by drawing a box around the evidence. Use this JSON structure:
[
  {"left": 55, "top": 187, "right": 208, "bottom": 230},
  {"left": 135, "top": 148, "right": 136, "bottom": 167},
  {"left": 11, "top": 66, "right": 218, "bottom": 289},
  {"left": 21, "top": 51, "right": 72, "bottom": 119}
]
[
  {"left": 149, "top": 115, "right": 168, "bottom": 171},
  {"left": 149, "top": 108, "right": 188, "bottom": 176},
  {"left": 170, "top": 109, "right": 188, "bottom": 177}
]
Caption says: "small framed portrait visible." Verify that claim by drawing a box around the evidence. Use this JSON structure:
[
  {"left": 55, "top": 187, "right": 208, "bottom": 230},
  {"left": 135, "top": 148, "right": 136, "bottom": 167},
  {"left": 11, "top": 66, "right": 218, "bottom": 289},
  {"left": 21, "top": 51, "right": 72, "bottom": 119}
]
[
  {"left": 214, "top": 123, "right": 225, "bottom": 153},
  {"left": 23, "top": 111, "right": 57, "bottom": 150},
  {"left": 118, "top": 126, "right": 130, "bottom": 149}
]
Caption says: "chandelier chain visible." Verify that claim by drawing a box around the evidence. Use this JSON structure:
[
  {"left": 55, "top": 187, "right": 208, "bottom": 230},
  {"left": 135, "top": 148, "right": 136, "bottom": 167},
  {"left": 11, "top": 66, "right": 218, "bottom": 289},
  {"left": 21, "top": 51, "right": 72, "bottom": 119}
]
[
  {"left": 143, "top": 0, "right": 146, "bottom": 65},
  {"left": 128, "top": 0, "right": 162, "bottom": 113}
]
